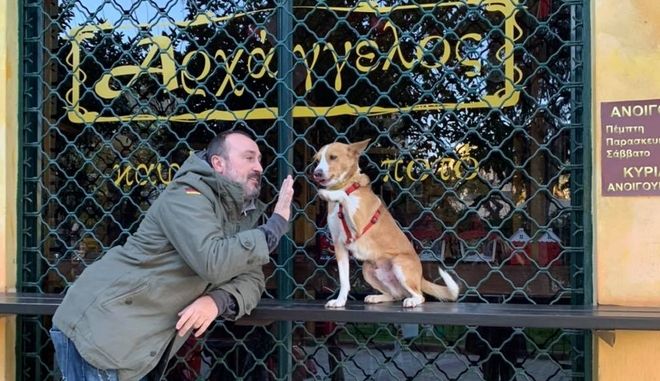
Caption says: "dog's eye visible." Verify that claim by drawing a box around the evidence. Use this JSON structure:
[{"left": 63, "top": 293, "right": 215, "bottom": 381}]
[{"left": 329, "top": 155, "right": 337, "bottom": 160}]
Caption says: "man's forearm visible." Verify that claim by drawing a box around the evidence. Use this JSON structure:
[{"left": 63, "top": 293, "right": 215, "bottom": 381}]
[{"left": 258, "top": 213, "right": 288, "bottom": 252}]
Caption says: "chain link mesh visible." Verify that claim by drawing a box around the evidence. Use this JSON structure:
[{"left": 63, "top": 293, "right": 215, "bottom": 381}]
[{"left": 19, "top": 0, "right": 588, "bottom": 379}]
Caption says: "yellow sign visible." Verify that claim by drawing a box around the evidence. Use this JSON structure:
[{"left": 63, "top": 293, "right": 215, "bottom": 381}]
[{"left": 65, "top": 0, "right": 521, "bottom": 123}]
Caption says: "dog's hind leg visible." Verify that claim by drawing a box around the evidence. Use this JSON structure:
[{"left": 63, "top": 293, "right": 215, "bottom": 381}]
[
  {"left": 362, "top": 262, "right": 397, "bottom": 304},
  {"left": 391, "top": 259, "right": 425, "bottom": 308},
  {"left": 364, "top": 294, "right": 397, "bottom": 304}
]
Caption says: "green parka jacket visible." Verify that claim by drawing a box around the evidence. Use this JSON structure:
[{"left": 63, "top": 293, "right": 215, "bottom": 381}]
[{"left": 53, "top": 151, "right": 270, "bottom": 380}]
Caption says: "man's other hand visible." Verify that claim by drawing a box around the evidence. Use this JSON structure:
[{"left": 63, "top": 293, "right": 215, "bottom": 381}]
[
  {"left": 176, "top": 295, "right": 218, "bottom": 337},
  {"left": 273, "top": 175, "right": 294, "bottom": 221}
]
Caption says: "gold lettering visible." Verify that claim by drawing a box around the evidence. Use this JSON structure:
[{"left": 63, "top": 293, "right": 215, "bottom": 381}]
[
  {"left": 73, "top": 0, "right": 522, "bottom": 124},
  {"left": 113, "top": 162, "right": 180, "bottom": 187},
  {"left": 383, "top": 156, "right": 479, "bottom": 183},
  {"left": 382, "top": 21, "right": 417, "bottom": 70},
  {"left": 354, "top": 40, "right": 379, "bottom": 73},
  {"left": 248, "top": 46, "right": 276, "bottom": 79},
  {"left": 293, "top": 43, "right": 321, "bottom": 91},
  {"left": 180, "top": 51, "right": 211, "bottom": 95},
  {"left": 455, "top": 33, "right": 482, "bottom": 77},
  {"left": 417, "top": 35, "right": 450, "bottom": 69},
  {"left": 135, "top": 163, "right": 156, "bottom": 186},
  {"left": 437, "top": 158, "right": 454, "bottom": 181},
  {"left": 113, "top": 164, "right": 134, "bottom": 187},
  {"left": 168, "top": 163, "right": 180, "bottom": 184},
  {"left": 380, "top": 156, "right": 479, "bottom": 183},
  {"left": 95, "top": 36, "right": 178, "bottom": 99},
  {"left": 380, "top": 159, "right": 395, "bottom": 182},
  {"left": 248, "top": 30, "right": 278, "bottom": 79},
  {"left": 406, "top": 159, "right": 430, "bottom": 182},
  {"left": 323, "top": 42, "right": 353, "bottom": 91},
  {"left": 454, "top": 157, "right": 479, "bottom": 180},
  {"left": 214, "top": 48, "right": 245, "bottom": 97},
  {"left": 157, "top": 162, "right": 179, "bottom": 184},
  {"left": 392, "top": 159, "right": 405, "bottom": 182}
]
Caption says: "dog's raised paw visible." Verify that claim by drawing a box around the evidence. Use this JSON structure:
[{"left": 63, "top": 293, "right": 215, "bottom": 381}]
[
  {"left": 317, "top": 189, "right": 331, "bottom": 201},
  {"left": 325, "top": 298, "right": 347, "bottom": 308}
]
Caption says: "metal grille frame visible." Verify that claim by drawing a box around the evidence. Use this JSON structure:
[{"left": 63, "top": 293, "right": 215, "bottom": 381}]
[{"left": 18, "top": 0, "right": 592, "bottom": 380}]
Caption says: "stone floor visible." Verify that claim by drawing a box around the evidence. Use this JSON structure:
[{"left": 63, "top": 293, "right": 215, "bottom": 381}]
[{"left": 297, "top": 344, "right": 571, "bottom": 381}]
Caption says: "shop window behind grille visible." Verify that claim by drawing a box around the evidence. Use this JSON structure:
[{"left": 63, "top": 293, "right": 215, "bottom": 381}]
[{"left": 19, "top": 0, "right": 589, "bottom": 380}]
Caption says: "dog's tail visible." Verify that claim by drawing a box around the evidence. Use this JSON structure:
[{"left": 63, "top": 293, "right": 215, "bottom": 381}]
[{"left": 421, "top": 268, "right": 460, "bottom": 301}]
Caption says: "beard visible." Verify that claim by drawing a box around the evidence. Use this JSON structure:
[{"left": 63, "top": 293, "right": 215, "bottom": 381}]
[
  {"left": 243, "top": 172, "right": 262, "bottom": 200},
  {"left": 224, "top": 164, "right": 262, "bottom": 200}
]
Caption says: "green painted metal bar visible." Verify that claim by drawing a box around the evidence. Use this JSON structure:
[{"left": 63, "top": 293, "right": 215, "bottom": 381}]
[
  {"left": 568, "top": 0, "right": 593, "bottom": 378},
  {"left": 580, "top": 0, "right": 594, "bottom": 379},
  {"left": 580, "top": 0, "right": 594, "bottom": 312},
  {"left": 18, "top": 2, "right": 46, "bottom": 380},
  {"left": 275, "top": 0, "right": 294, "bottom": 379}
]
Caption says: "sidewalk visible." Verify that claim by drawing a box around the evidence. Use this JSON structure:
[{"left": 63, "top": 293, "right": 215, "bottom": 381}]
[{"left": 300, "top": 344, "right": 571, "bottom": 381}]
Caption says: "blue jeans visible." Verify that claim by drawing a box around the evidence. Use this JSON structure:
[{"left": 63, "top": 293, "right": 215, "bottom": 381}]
[{"left": 50, "top": 327, "right": 150, "bottom": 381}]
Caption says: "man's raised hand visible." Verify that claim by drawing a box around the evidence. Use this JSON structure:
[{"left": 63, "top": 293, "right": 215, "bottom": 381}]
[{"left": 273, "top": 175, "right": 294, "bottom": 221}]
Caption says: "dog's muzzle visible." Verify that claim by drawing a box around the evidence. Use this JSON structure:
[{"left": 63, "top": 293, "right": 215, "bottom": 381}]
[{"left": 312, "top": 169, "right": 325, "bottom": 184}]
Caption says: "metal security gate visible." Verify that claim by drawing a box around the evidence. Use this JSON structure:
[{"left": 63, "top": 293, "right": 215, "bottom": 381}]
[{"left": 19, "top": 0, "right": 590, "bottom": 380}]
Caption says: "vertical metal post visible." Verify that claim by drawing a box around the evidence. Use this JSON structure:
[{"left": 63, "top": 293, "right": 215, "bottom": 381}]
[
  {"left": 275, "top": 1, "right": 294, "bottom": 379},
  {"left": 579, "top": 1, "right": 593, "bottom": 379},
  {"left": 18, "top": 2, "right": 45, "bottom": 380},
  {"left": 569, "top": 1, "right": 593, "bottom": 379},
  {"left": 579, "top": 0, "right": 593, "bottom": 312}
]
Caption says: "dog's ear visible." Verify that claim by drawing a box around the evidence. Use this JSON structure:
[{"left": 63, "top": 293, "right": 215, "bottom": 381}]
[{"left": 350, "top": 139, "right": 370, "bottom": 156}]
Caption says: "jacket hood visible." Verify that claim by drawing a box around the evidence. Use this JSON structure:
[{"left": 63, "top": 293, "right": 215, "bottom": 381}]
[{"left": 172, "top": 151, "right": 265, "bottom": 217}]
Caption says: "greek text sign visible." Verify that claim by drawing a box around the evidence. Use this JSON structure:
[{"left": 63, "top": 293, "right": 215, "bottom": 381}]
[
  {"left": 601, "top": 99, "right": 660, "bottom": 196},
  {"left": 65, "top": 0, "right": 521, "bottom": 124}
]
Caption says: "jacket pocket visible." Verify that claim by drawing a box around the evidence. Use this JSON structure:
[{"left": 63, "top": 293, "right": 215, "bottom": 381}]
[
  {"left": 86, "top": 279, "right": 167, "bottom": 369},
  {"left": 100, "top": 280, "right": 149, "bottom": 311}
]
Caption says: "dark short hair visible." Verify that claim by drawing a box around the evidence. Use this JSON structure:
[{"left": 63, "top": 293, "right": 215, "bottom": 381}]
[{"left": 206, "top": 130, "right": 254, "bottom": 166}]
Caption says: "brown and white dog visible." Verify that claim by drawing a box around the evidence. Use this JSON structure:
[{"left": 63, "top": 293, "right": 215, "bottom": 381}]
[{"left": 313, "top": 140, "right": 459, "bottom": 308}]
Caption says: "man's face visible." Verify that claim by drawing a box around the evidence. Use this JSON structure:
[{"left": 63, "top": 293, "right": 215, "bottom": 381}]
[{"left": 211, "top": 134, "right": 263, "bottom": 200}]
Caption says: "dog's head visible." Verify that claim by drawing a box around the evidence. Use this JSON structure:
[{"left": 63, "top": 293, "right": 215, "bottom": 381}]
[{"left": 312, "top": 139, "right": 370, "bottom": 189}]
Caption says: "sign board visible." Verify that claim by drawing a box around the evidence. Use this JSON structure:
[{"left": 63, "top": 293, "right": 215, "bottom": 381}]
[
  {"left": 63, "top": 0, "right": 522, "bottom": 124},
  {"left": 601, "top": 99, "right": 660, "bottom": 196}
]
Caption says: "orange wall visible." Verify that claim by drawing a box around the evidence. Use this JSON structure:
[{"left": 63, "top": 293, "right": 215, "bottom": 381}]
[
  {"left": 594, "top": 0, "right": 660, "bottom": 306},
  {"left": 597, "top": 331, "right": 660, "bottom": 381},
  {"left": 594, "top": 0, "right": 660, "bottom": 380}
]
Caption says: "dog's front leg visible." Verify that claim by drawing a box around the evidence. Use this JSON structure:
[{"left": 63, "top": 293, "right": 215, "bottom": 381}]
[
  {"left": 326, "top": 244, "right": 350, "bottom": 308},
  {"left": 318, "top": 189, "right": 347, "bottom": 203}
]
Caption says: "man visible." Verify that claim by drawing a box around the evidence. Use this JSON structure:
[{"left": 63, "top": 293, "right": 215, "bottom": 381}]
[{"left": 51, "top": 130, "right": 294, "bottom": 380}]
